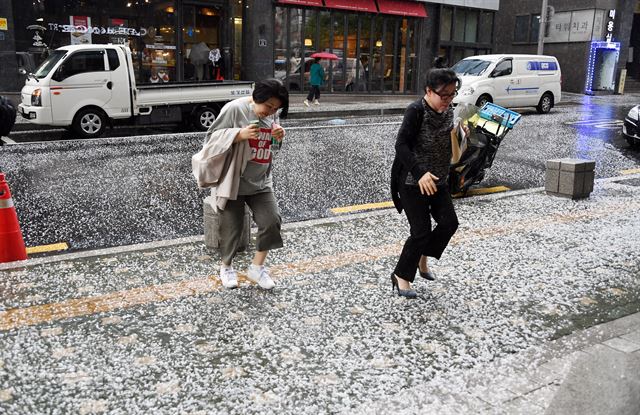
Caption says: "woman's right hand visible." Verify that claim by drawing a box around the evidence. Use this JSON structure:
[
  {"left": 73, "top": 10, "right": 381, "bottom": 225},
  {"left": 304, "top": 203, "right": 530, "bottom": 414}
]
[
  {"left": 237, "top": 124, "right": 259, "bottom": 141},
  {"left": 418, "top": 172, "right": 439, "bottom": 196}
]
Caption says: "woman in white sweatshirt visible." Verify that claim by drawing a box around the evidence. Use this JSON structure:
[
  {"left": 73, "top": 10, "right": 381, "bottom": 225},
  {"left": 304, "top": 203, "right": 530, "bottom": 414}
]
[{"left": 204, "top": 79, "right": 289, "bottom": 290}]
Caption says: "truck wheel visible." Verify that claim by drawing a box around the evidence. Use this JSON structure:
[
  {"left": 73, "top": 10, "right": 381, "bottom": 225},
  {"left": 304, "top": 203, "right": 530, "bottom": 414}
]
[
  {"left": 475, "top": 95, "right": 492, "bottom": 108},
  {"left": 536, "top": 93, "right": 553, "bottom": 114},
  {"left": 192, "top": 107, "right": 217, "bottom": 131},
  {"left": 72, "top": 108, "right": 107, "bottom": 138}
]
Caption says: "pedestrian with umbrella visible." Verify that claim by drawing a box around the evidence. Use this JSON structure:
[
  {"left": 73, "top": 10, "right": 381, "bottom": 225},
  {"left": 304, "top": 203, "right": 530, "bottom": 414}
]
[
  {"left": 304, "top": 57, "right": 324, "bottom": 107},
  {"left": 304, "top": 52, "right": 337, "bottom": 106}
]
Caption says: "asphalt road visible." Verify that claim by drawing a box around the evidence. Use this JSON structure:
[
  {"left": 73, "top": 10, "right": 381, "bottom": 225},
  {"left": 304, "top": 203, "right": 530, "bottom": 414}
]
[{"left": 1, "top": 100, "right": 639, "bottom": 254}]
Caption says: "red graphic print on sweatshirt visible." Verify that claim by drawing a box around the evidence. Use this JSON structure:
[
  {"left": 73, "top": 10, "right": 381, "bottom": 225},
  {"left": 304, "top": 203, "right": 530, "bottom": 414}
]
[{"left": 248, "top": 127, "right": 273, "bottom": 164}]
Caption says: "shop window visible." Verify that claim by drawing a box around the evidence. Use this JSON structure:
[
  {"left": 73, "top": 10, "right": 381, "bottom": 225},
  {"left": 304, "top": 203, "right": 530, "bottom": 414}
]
[
  {"left": 454, "top": 10, "right": 465, "bottom": 42},
  {"left": 440, "top": 7, "right": 452, "bottom": 42},
  {"left": 465, "top": 10, "right": 478, "bottom": 43},
  {"left": 274, "top": 7, "right": 288, "bottom": 83},
  {"left": 478, "top": 11, "right": 493, "bottom": 44},
  {"left": 514, "top": 15, "right": 530, "bottom": 43},
  {"left": 530, "top": 14, "right": 540, "bottom": 43}
]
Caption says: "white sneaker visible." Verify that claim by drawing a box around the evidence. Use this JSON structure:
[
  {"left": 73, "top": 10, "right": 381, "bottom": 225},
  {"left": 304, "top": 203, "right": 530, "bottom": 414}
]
[
  {"left": 303, "top": 99, "right": 310, "bottom": 107},
  {"left": 219, "top": 266, "right": 238, "bottom": 289},
  {"left": 247, "top": 264, "right": 275, "bottom": 290},
  {"left": 313, "top": 100, "right": 320, "bottom": 106}
]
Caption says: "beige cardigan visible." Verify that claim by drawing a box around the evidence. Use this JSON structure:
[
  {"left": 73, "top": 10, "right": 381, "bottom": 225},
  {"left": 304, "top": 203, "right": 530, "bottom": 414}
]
[{"left": 191, "top": 128, "right": 252, "bottom": 211}]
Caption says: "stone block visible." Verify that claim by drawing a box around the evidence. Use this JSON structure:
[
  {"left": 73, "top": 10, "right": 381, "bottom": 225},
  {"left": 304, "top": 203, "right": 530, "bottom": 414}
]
[
  {"left": 545, "top": 158, "right": 595, "bottom": 199},
  {"left": 203, "top": 197, "right": 251, "bottom": 251}
]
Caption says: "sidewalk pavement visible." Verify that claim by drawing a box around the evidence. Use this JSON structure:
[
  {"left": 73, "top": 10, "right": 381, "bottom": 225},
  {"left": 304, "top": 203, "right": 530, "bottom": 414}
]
[{"left": 1, "top": 172, "right": 639, "bottom": 413}]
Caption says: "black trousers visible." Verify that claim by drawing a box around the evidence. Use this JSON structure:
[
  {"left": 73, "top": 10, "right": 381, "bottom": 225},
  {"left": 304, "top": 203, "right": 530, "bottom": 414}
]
[
  {"left": 306, "top": 85, "right": 320, "bottom": 101},
  {"left": 393, "top": 184, "right": 459, "bottom": 282}
]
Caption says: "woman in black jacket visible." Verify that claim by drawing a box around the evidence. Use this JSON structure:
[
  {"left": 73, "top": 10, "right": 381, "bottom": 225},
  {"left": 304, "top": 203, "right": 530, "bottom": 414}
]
[{"left": 390, "top": 68, "right": 466, "bottom": 298}]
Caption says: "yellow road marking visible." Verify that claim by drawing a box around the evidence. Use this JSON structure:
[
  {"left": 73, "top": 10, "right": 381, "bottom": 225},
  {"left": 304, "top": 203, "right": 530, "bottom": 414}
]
[
  {"left": 453, "top": 186, "right": 511, "bottom": 198},
  {"left": 331, "top": 187, "right": 511, "bottom": 214},
  {"left": 1, "top": 198, "right": 638, "bottom": 332},
  {"left": 620, "top": 168, "right": 640, "bottom": 175},
  {"left": 26, "top": 242, "right": 69, "bottom": 255},
  {"left": 331, "top": 201, "right": 394, "bottom": 214}
]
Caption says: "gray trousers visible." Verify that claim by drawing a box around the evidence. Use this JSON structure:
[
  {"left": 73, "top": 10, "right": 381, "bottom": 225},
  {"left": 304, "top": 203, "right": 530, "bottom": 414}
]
[{"left": 219, "top": 190, "right": 283, "bottom": 265}]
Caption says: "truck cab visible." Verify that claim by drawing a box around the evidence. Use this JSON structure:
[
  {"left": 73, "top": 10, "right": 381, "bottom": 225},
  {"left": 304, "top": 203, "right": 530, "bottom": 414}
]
[
  {"left": 20, "top": 45, "right": 134, "bottom": 137},
  {"left": 19, "top": 44, "right": 253, "bottom": 138}
]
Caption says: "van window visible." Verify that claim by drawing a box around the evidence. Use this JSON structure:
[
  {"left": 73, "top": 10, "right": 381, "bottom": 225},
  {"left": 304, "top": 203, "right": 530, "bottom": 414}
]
[
  {"left": 107, "top": 49, "right": 120, "bottom": 71},
  {"left": 60, "top": 51, "right": 106, "bottom": 78},
  {"left": 452, "top": 59, "right": 491, "bottom": 76},
  {"left": 492, "top": 60, "right": 512, "bottom": 77}
]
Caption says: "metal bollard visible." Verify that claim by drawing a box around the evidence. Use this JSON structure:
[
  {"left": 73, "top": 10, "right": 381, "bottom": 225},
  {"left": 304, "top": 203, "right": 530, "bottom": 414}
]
[{"left": 203, "top": 197, "right": 251, "bottom": 251}]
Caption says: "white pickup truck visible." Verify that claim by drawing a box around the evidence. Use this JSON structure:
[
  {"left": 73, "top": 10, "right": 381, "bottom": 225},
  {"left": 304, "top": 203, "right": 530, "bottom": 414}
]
[{"left": 18, "top": 44, "right": 253, "bottom": 138}]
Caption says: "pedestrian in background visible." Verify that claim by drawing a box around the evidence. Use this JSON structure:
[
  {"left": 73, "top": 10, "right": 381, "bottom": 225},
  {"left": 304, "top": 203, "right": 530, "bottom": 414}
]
[
  {"left": 433, "top": 56, "right": 448, "bottom": 69},
  {"left": 304, "top": 58, "right": 324, "bottom": 107},
  {"left": 389, "top": 68, "right": 467, "bottom": 298},
  {"left": 193, "top": 79, "right": 289, "bottom": 290}
]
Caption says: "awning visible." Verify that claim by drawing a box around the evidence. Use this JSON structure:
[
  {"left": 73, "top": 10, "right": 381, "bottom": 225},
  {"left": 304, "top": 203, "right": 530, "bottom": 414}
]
[
  {"left": 324, "top": 0, "right": 377, "bottom": 13},
  {"left": 277, "top": 0, "right": 324, "bottom": 7},
  {"left": 376, "top": 0, "right": 427, "bottom": 17}
]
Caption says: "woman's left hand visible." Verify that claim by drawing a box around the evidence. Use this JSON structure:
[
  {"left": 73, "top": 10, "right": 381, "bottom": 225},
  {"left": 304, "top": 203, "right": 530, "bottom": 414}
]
[{"left": 272, "top": 124, "right": 285, "bottom": 142}]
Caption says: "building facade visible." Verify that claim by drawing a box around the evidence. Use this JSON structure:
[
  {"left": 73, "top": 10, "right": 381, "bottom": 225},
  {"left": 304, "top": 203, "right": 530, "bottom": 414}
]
[
  {"left": 493, "top": 0, "right": 637, "bottom": 94},
  {"left": 0, "top": 0, "right": 498, "bottom": 96}
]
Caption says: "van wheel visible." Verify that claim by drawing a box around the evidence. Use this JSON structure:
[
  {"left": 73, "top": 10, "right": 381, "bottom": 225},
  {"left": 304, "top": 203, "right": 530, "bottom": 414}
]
[
  {"left": 537, "top": 93, "right": 553, "bottom": 114},
  {"left": 192, "top": 106, "right": 217, "bottom": 131},
  {"left": 475, "top": 95, "right": 492, "bottom": 108},
  {"left": 72, "top": 108, "right": 107, "bottom": 138}
]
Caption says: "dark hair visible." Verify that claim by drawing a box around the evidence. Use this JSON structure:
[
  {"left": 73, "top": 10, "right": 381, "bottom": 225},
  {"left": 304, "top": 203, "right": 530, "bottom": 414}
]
[
  {"left": 314, "top": 57, "right": 321, "bottom": 63},
  {"left": 424, "top": 68, "right": 460, "bottom": 94},
  {"left": 253, "top": 78, "right": 289, "bottom": 118}
]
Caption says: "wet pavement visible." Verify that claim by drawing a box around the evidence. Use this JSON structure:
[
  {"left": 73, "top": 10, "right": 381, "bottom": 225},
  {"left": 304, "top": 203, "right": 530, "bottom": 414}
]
[
  {"left": 0, "top": 173, "right": 639, "bottom": 413},
  {"left": 2, "top": 93, "right": 640, "bottom": 252}
]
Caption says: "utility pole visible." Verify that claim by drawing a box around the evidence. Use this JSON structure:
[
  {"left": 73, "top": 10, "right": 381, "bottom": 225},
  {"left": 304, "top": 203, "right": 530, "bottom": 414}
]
[{"left": 537, "top": 0, "right": 548, "bottom": 54}]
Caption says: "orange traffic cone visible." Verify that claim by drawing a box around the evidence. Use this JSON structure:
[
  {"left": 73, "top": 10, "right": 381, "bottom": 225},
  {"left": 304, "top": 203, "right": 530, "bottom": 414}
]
[{"left": 0, "top": 173, "right": 27, "bottom": 262}]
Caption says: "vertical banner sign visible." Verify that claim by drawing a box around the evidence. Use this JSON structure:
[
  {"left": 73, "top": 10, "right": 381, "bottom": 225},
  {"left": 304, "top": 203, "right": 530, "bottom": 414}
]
[
  {"left": 0, "top": 18, "right": 8, "bottom": 31},
  {"left": 606, "top": 9, "right": 615, "bottom": 42},
  {"left": 70, "top": 15, "right": 92, "bottom": 45}
]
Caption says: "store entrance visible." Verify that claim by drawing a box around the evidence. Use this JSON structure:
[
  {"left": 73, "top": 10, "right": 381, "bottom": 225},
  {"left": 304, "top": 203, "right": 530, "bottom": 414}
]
[{"left": 182, "top": 3, "right": 223, "bottom": 81}]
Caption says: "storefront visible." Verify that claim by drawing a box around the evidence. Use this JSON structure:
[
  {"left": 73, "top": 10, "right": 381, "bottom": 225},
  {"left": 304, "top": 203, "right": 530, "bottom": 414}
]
[
  {"left": 5, "top": 0, "right": 240, "bottom": 90},
  {"left": 273, "top": 0, "right": 426, "bottom": 94},
  {"left": 493, "top": 0, "right": 635, "bottom": 94},
  {"left": 1, "top": 0, "right": 498, "bottom": 95}
]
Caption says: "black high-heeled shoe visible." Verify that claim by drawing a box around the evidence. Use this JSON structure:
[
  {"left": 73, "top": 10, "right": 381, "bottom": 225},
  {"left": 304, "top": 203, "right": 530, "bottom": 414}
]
[
  {"left": 391, "top": 274, "right": 417, "bottom": 298},
  {"left": 419, "top": 269, "right": 436, "bottom": 281}
]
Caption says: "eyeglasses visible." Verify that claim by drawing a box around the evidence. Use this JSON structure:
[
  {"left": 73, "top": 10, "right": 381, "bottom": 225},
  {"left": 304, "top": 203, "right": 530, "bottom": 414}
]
[{"left": 432, "top": 89, "right": 458, "bottom": 100}]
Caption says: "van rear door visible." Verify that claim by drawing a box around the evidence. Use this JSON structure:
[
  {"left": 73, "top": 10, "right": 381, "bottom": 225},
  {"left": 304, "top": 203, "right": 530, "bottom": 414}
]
[{"left": 50, "top": 49, "right": 112, "bottom": 123}]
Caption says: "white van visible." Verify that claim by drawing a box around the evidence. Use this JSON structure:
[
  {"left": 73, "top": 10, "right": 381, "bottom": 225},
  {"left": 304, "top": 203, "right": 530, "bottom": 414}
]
[{"left": 452, "top": 54, "right": 561, "bottom": 114}]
